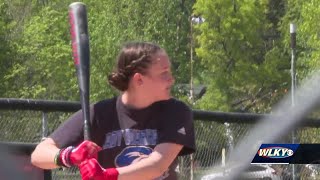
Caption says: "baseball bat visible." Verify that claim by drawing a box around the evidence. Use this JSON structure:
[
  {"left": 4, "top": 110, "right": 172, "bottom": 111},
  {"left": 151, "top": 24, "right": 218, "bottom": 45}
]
[{"left": 68, "top": 2, "right": 91, "bottom": 140}]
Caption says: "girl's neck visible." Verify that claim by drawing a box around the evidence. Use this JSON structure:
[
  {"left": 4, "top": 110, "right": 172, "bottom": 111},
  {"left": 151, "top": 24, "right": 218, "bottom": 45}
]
[{"left": 121, "top": 91, "right": 154, "bottom": 109}]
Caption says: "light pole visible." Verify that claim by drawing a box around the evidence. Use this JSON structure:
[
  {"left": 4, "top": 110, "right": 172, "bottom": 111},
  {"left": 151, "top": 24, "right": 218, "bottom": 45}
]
[
  {"left": 189, "top": 16, "right": 204, "bottom": 104},
  {"left": 290, "top": 23, "right": 297, "bottom": 107},
  {"left": 290, "top": 22, "right": 297, "bottom": 180},
  {"left": 190, "top": 16, "right": 194, "bottom": 104}
]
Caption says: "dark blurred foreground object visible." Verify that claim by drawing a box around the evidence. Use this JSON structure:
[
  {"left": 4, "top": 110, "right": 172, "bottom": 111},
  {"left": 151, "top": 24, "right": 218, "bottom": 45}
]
[{"left": 0, "top": 142, "right": 51, "bottom": 180}]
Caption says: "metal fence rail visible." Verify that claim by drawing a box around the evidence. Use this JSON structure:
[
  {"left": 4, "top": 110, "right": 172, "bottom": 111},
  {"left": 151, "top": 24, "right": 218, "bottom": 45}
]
[
  {"left": 1, "top": 98, "right": 320, "bottom": 180},
  {"left": 2, "top": 98, "right": 320, "bottom": 125}
]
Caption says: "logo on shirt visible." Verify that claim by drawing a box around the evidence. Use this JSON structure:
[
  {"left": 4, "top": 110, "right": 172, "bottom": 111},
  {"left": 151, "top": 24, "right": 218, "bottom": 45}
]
[
  {"left": 115, "top": 146, "right": 153, "bottom": 167},
  {"left": 103, "top": 129, "right": 158, "bottom": 149},
  {"left": 114, "top": 146, "right": 169, "bottom": 180},
  {"left": 177, "top": 127, "right": 186, "bottom": 135}
]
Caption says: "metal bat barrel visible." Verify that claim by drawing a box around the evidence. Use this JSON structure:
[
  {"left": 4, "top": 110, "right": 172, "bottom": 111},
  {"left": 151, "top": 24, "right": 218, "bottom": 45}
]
[{"left": 69, "top": 2, "right": 91, "bottom": 140}]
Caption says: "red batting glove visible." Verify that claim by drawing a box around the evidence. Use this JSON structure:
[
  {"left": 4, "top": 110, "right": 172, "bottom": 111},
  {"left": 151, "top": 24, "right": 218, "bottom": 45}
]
[
  {"left": 59, "top": 140, "right": 102, "bottom": 167},
  {"left": 79, "top": 158, "right": 119, "bottom": 180}
]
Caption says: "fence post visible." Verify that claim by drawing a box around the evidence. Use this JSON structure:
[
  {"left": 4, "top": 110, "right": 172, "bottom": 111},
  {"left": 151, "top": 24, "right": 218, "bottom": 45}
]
[
  {"left": 190, "top": 154, "right": 194, "bottom": 180},
  {"left": 224, "top": 122, "right": 234, "bottom": 154},
  {"left": 41, "top": 111, "right": 48, "bottom": 140}
]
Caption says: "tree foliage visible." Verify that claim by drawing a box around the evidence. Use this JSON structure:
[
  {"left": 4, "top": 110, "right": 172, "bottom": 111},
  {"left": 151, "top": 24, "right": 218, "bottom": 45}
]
[
  {"left": 1, "top": 0, "right": 193, "bottom": 102},
  {"left": 1, "top": 0, "right": 319, "bottom": 116},
  {"left": 0, "top": 1, "right": 15, "bottom": 96},
  {"left": 193, "top": 0, "right": 291, "bottom": 113}
]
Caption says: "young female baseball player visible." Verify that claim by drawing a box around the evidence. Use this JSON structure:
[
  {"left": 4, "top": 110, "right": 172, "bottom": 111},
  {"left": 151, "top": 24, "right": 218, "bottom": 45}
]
[{"left": 31, "top": 42, "right": 195, "bottom": 180}]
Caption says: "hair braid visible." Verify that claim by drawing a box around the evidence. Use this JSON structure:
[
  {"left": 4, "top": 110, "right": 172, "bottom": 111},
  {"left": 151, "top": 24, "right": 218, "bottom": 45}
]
[{"left": 108, "top": 42, "right": 162, "bottom": 91}]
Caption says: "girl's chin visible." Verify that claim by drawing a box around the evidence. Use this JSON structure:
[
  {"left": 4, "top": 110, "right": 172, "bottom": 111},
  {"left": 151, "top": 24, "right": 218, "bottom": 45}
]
[{"left": 159, "top": 95, "right": 171, "bottom": 101}]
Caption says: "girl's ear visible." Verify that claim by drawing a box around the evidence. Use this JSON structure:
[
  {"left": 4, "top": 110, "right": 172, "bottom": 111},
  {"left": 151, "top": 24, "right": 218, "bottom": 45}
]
[{"left": 132, "top": 73, "right": 143, "bottom": 86}]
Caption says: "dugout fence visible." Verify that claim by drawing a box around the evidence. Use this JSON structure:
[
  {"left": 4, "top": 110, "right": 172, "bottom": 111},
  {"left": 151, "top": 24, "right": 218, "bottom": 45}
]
[{"left": 1, "top": 98, "right": 320, "bottom": 180}]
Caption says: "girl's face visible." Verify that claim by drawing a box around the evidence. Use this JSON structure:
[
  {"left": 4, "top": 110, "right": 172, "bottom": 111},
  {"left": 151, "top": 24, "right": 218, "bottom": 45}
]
[{"left": 140, "top": 51, "right": 174, "bottom": 102}]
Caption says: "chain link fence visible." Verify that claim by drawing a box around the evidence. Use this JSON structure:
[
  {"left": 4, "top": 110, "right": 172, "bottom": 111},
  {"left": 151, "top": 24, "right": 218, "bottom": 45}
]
[{"left": 1, "top": 99, "right": 320, "bottom": 180}]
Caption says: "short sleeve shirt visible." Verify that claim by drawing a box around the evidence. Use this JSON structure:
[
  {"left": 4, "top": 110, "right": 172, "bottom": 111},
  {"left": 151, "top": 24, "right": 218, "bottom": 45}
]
[{"left": 50, "top": 96, "right": 195, "bottom": 180}]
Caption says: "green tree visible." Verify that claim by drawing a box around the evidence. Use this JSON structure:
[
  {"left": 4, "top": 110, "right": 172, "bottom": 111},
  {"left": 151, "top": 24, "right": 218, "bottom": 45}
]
[
  {"left": 5, "top": 6, "right": 75, "bottom": 100},
  {"left": 4, "top": 0, "right": 194, "bottom": 103},
  {"left": 193, "top": 0, "right": 290, "bottom": 113},
  {"left": 0, "top": 1, "right": 13, "bottom": 96},
  {"left": 84, "top": 0, "right": 194, "bottom": 100},
  {"left": 282, "top": 0, "right": 320, "bottom": 77}
]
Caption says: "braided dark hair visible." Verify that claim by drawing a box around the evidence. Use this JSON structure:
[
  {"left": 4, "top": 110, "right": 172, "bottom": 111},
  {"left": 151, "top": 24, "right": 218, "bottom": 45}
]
[{"left": 108, "top": 42, "right": 162, "bottom": 91}]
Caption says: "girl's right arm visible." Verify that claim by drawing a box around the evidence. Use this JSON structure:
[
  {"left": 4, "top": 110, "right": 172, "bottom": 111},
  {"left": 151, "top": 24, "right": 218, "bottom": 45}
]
[
  {"left": 31, "top": 138, "right": 60, "bottom": 169},
  {"left": 31, "top": 137, "right": 102, "bottom": 170}
]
